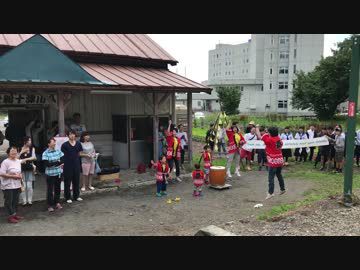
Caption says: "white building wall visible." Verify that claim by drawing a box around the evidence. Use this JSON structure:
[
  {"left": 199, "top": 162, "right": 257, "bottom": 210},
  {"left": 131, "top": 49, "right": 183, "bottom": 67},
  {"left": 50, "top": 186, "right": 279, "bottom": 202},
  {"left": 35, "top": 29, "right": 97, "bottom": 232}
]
[{"left": 208, "top": 34, "right": 324, "bottom": 115}]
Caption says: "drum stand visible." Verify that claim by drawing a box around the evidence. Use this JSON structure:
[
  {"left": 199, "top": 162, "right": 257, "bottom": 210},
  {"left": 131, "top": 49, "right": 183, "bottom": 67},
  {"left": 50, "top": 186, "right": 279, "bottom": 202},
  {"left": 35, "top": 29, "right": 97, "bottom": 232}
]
[{"left": 209, "top": 183, "right": 232, "bottom": 190}]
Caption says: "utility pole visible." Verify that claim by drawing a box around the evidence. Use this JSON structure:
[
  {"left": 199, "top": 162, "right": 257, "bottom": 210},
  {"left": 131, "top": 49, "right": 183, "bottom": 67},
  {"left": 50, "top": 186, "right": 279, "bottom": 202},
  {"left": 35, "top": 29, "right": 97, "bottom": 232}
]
[{"left": 343, "top": 36, "right": 360, "bottom": 206}]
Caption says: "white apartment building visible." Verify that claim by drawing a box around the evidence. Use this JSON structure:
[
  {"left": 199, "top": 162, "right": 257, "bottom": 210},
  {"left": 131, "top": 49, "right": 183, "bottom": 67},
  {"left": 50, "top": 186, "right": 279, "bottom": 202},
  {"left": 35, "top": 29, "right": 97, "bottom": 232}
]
[{"left": 207, "top": 34, "right": 324, "bottom": 115}]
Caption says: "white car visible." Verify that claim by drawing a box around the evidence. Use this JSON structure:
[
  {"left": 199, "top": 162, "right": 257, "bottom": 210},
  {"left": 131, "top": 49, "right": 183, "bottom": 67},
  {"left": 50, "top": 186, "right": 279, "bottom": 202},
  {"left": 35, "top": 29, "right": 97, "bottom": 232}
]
[{"left": 194, "top": 112, "right": 205, "bottom": 119}]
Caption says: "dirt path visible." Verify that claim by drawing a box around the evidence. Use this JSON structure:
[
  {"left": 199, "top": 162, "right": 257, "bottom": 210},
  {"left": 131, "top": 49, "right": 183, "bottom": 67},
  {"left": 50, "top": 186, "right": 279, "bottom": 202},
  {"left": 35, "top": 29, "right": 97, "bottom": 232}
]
[{"left": 0, "top": 170, "right": 315, "bottom": 236}]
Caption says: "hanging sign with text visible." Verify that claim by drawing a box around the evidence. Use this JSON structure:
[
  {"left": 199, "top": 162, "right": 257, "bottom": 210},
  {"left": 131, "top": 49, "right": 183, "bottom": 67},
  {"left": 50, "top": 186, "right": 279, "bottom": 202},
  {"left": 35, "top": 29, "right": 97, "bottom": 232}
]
[{"left": 242, "top": 136, "right": 329, "bottom": 150}]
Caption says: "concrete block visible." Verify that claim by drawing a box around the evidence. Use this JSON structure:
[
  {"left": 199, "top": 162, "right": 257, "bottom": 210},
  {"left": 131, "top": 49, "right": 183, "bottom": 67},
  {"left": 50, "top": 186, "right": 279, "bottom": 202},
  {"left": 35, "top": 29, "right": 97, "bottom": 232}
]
[{"left": 195, "top": 225, "right": 237, "bottom": 236}]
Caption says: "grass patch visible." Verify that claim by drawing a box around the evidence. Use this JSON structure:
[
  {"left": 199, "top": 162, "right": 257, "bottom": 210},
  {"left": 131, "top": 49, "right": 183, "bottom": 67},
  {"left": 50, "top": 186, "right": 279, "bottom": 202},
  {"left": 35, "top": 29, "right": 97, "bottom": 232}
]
[
  {"left": 258, "top": 162, "right": 360, "bottom": 220},
  {"left": 191, "top": 151, "right": 360, "bottom": 221}
]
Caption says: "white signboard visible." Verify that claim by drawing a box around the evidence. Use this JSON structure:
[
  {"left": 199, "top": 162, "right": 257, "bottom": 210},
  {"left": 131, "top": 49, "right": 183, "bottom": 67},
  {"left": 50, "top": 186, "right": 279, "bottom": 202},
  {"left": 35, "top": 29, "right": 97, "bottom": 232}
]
[
  {"left": 55, "top": 136, "right": 69, "bottom": 151},
  {"left": 242, "top": 136, "right": 329, "bottom": 151}
]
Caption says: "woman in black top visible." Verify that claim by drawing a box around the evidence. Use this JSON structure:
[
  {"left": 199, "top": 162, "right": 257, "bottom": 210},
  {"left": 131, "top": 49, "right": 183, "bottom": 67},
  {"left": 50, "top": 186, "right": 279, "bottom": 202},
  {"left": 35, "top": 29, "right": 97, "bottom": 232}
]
[{"left": 61, "top": 130, "right": 85, "bottom": 203}]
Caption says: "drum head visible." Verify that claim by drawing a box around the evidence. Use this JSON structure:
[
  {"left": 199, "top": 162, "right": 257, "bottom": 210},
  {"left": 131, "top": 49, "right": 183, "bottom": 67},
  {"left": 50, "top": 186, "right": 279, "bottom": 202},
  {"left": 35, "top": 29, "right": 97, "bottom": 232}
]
[{"left": 210, "top": 166, "right": 225, "bottom": 170}]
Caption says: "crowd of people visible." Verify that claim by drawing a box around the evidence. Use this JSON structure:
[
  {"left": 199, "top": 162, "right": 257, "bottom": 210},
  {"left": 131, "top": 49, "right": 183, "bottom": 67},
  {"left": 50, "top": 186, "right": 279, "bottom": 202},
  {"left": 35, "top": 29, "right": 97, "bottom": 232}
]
[
  {"left": 2, "top": 111, "right": 359, "bottom": 224},
  {"left": 0, "top": 113, "right": 99, "bottom": 224}
]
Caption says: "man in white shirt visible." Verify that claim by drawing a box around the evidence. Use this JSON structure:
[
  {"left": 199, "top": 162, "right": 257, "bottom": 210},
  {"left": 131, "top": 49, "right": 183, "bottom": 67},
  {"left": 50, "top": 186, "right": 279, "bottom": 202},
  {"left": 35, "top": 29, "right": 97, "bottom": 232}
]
[
  {"left": 217, "top": 123, "right": 227, "bottom": 157},
  {"left": 241, "top": 126, "right": 257, "bottom": 171},
  {"left": 70, "top": 113, "right": 86, "bottom": 139},
  {"left": 307, "top": 125, "right": 317, "bottom": 162},
  {"left": 176, "top": 124, "right": 188, "bottom": 169}
]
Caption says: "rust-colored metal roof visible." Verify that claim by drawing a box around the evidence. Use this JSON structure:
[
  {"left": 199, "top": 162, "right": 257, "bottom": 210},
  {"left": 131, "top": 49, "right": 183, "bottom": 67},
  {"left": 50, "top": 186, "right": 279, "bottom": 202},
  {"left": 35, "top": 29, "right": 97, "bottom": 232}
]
[
  {"left": 80, "top": 63, "right": 211, "bottom": 93},
  {"left": 0, "top": 34, "right": 177, "bottom": 64}
]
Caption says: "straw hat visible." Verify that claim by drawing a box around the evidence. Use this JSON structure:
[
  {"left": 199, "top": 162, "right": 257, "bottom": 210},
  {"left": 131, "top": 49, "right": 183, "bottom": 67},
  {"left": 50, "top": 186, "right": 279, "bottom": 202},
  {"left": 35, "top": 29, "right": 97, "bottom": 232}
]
[{"left": 249, "top": 121, "right": 255, "bottom": 125}]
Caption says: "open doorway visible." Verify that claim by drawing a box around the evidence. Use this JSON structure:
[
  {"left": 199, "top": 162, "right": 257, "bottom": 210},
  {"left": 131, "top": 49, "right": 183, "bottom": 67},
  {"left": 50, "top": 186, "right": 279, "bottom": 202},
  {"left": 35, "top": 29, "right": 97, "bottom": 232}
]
[
  {"left": 0, "top": 108, "right": 47, "bottom": 171},
  {"left": 0, "top": 110, "right": 9, "bottom": 158}
]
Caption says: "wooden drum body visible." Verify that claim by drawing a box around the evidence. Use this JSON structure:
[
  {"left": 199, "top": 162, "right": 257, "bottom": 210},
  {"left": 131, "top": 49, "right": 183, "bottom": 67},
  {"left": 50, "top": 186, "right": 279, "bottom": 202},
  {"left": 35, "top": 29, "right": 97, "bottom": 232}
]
[{"left": 209, "top": 166, "right": 226, "bottom": 186}]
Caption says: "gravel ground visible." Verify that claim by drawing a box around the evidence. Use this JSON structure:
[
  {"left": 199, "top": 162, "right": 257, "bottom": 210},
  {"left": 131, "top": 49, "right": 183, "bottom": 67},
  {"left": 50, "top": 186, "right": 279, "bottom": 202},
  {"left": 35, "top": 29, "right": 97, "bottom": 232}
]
[
  {"left": 0, "top": 170, "right": 315, "bottom": 236},
  {"left": 225, "top": 194, "right": 360, "bottom": 236}
]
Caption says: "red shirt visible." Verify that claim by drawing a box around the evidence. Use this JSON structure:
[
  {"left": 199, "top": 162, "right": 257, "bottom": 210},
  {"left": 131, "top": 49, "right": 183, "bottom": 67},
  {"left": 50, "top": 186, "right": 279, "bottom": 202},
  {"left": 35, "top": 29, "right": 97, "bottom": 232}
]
[
  {"left": 226, "top": 129, "right": 245, "bottom": 154},
  {"left": 153, "top": 162, "right": 170, "bottom": 182},
  {"left": 192, "top": 170, "right": 205, "bottom": 180},
  {"left": 202, "top": 151, "right": 211, "bottom": 169},
  {"left": 261, "top": 134, "right": 284, "bottom": 168},
  {"left": 165, "top": 131, "right": 182, "bottom": 160}
]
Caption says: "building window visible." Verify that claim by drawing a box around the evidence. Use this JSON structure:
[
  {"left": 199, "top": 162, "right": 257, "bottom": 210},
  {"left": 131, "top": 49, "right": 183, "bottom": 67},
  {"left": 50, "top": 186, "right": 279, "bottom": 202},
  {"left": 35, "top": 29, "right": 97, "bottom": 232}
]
[
  {"left": 271, "top": 35, "right": 274, "bottom": 45},
  {"left": 232, "top": 71, "right": 235, "bottom": 75},
  {"left": 279, "top": 67, "right": 289, "bottom": 74},
  {"left": 270, "top": 68, "right": 273, "bottom": 74},
  {"left": 198, "top": 101, "right": 202, "bottom": 106},
  {"left": 261, "top": 85, "right": 264, "bottom": 91},
  {"left": 294, "top": 64, "right": 297, "bottom": 73},
  {"left": 270, "top": 53, "right": 273, "bottom": 60},
  {"left": 279, "top": 35, "right": 290, "bottom": 45},
  {"left": 294, "top": 34, "right": 298, "bottom": 43},
  {"left": 229, "top": 62, "right": 231, "bottom": 66},
  {"left": 280, "top": 51, "right": 289, "bottom": 59},
  {"left": 278, "top": 100, "right": 288, "bottom": 108},
  {"left": 243, "top": 49, "right": 245, "bottom": 53},
  {"left": 270, "top": 83, "right": 272, "bottom": 89},
  {"left": 246, "top": 59, "right": 249, "bottom": 63},
  {"left": 225, "top": 62, "right": 227, "bottom": 66},
  {"left": 278, "top": 82, "right": 289, "bottom": 89},
  {"left": 294, "top": 49, "right": 297, "bottom": 58},
  {"left": 216, "top": 54, "right": 219, "bottom": 58},
  {"left": 246, "top": 69, "right": 248, "bottom": 73},
  {"left": 240, "top": 86, "right": 244, "bottom": 91}
]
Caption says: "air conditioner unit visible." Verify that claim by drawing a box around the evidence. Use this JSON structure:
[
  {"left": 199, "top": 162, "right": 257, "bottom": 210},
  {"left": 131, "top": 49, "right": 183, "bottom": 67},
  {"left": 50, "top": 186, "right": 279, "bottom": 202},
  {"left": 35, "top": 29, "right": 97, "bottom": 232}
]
[{"left": 250, "top": 105, "right": 256, "bottom": 110}]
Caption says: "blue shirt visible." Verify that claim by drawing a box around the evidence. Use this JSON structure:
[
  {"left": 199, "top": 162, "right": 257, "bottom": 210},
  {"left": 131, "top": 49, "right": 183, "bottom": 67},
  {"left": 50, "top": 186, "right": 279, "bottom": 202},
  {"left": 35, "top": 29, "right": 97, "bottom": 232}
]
[{"left": 42, "top": 148, "right": 64, "bottom": 177}]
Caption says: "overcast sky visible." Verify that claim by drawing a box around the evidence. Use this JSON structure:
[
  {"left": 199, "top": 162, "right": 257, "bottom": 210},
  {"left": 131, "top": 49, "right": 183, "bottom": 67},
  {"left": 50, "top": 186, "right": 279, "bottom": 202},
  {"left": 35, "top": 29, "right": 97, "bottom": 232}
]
[{"left": 148, "top": 34, "right": 350, "bottom": 83}]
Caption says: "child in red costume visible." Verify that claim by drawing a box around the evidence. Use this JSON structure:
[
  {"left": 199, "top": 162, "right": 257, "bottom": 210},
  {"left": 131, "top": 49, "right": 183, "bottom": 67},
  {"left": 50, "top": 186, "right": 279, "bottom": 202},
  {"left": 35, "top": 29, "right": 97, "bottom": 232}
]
[
  {"left": 192, "top": 163, "right": 205, "bottom": 197},
  {"left": 202, "top": 145, "right": 212, "bottom": 185},
  {"left": 151, "top": 155, "right": 171, "bottom": 197}
]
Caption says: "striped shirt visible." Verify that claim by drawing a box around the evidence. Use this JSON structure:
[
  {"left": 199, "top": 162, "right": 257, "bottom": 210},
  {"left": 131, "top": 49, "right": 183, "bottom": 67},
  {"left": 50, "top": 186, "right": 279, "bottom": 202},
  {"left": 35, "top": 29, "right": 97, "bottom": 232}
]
[{"left": 42, "top": 148, "right": 64, "bottom": 177}]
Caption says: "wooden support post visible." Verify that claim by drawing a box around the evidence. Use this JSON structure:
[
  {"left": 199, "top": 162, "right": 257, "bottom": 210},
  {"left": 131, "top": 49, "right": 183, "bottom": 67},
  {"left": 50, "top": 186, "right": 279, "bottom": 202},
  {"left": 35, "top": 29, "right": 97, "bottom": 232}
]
[
  {"left": 187, "top": 91, "right": 193, "bottom": 166},
  {"left": 171, "top": 92, "right": 176, "bottom": 123},
  {"left": 58, "top": 90, "right": 65, "bottom": 136},
  {"left": 153, "top": 93, "right": 159, "bottom": 162}
]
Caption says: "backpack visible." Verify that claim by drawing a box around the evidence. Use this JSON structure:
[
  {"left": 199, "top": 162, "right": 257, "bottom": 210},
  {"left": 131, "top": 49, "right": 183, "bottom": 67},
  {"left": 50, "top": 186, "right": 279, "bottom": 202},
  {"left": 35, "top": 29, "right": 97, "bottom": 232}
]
[{"left": 137, "top": 163, "right": 146, "bottom": 174}]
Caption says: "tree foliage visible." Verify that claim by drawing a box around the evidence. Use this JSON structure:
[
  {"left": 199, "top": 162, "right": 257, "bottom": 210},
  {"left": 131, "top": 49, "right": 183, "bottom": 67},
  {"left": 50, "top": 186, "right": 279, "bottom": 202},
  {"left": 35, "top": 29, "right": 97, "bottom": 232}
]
[
  {"left": 216, "top": 85, "right": 241, "bottom": 115},
  {"left": 291, "top": 35, "right": 359, "bottom": 120}
]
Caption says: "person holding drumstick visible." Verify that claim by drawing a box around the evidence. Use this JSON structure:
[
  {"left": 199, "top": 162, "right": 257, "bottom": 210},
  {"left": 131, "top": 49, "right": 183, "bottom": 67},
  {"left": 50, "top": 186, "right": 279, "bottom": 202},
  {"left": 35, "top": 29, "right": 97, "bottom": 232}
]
[
  {"left": 255, "top": 126, "right": 286, "bottom": 200},
  {"left": 225, "top": 121, "right": 245, "bottom": 178}
]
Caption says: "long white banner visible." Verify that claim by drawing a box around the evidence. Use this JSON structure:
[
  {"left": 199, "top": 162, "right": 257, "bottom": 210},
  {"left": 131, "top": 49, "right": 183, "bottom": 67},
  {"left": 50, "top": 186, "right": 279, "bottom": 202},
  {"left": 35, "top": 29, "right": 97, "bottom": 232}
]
[{"left": 242, "top": 136, "right": 329, "bottom": 150}]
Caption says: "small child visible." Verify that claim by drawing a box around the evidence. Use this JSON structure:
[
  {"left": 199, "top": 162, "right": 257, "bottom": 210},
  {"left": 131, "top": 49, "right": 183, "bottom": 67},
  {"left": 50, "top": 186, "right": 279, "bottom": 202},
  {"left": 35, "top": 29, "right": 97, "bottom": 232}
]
[
  {"left": 192, "top": 163, "right": 205, "bottom": 197},
  {"left": 151, "top": 155, "right": 171, "bottom": 197},
  {"left": 202, "top": 145, "right": 212, "bottom": 185}
]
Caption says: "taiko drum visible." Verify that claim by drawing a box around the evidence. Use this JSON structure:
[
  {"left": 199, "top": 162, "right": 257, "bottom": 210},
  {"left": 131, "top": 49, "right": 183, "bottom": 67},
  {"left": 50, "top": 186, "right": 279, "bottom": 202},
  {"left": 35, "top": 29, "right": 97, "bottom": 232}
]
[{"left": 209, "top": 166, "right": 226, "bottom": 186}]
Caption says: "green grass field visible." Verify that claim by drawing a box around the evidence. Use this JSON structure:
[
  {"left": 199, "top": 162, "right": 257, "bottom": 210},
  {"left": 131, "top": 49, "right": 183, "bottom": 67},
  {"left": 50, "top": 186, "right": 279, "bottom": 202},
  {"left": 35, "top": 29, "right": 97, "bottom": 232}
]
[
  {"left": 192, "top": 152, "right": 360, "bottom": 221},
  {"left": 257, "top": 162, "right": 360, "bottom": 220}
]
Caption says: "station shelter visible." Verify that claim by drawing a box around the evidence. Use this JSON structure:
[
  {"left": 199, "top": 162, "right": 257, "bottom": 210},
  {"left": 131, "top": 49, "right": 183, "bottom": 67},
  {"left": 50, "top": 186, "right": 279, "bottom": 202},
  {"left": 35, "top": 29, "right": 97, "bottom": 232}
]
[{"left": 0, "top": 34, "right": 211, "bottom": 168}]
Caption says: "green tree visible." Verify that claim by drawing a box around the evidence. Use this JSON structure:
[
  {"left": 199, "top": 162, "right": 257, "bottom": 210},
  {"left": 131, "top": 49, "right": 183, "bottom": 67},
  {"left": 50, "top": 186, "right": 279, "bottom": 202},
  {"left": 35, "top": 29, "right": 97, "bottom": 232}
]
[
  {"left": 291, "top": 35, "right": 358, "bottom": 120},
  {"left": 216, "top": 85, "right": 241, "bottom": 115}
]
